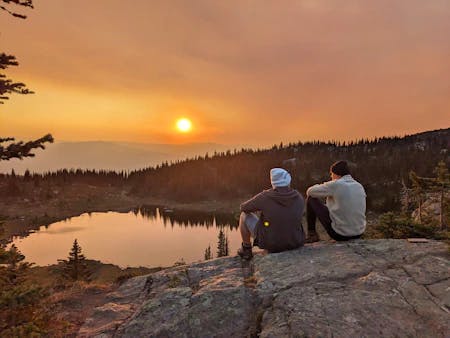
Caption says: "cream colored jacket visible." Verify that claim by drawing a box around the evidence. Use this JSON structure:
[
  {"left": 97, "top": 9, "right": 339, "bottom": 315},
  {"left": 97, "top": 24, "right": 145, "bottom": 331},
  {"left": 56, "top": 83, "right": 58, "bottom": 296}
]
[{"left": 307, "top": 175, "right": 366, "bottom": 236}]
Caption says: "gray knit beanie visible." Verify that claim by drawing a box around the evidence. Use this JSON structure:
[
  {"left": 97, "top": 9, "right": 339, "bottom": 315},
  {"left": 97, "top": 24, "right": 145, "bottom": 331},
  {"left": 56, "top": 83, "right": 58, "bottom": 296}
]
[{"left": 270, "top": 168, "right": 291, "bottom": 188}]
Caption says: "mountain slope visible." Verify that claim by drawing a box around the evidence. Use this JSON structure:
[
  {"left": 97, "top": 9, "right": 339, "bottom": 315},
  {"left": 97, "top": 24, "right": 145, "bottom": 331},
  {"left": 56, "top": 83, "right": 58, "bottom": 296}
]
[{"left": 128, "top": 128, "right": 449, "bottom": 211}]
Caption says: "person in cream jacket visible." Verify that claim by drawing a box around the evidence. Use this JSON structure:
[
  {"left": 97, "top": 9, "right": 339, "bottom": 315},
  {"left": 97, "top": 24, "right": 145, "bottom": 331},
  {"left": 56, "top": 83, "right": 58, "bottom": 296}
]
[{"left": 306, "top": 160, "right": 366, "bottom": 242}]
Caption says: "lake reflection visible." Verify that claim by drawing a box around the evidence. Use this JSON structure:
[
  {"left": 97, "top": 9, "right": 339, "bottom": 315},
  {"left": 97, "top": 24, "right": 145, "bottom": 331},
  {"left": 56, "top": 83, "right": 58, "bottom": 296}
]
[{"left": 11, "top": 206, "right": 241, "bottom": 268}]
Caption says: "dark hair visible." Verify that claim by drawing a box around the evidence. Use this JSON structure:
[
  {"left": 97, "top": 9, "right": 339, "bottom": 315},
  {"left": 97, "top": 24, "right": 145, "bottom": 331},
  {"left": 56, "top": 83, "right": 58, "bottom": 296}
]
[{"left": 330, "top": 160, "right": 350, "bottom": 176}]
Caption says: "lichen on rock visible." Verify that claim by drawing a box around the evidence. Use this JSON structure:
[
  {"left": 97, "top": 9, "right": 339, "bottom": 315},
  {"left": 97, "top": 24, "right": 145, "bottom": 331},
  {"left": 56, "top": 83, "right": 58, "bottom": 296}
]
[{"left": 79, "top": 240, "right": 450, "bottom": 338}]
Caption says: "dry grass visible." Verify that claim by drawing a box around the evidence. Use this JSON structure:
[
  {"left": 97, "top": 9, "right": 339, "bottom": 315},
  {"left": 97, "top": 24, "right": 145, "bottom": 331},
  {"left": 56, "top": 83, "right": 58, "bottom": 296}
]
[{"left": 45, "top": 281, "right": 114, "bottom": 337}]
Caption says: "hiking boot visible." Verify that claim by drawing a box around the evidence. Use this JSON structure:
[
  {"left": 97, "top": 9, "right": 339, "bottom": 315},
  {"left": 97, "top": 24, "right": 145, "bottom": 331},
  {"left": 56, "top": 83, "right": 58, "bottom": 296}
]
[
  {"left": 306, "top": 232, "right": 320, "bottom": 243},
  {"left": 238, "top": 243, "right": 253, "bottom": 260}
]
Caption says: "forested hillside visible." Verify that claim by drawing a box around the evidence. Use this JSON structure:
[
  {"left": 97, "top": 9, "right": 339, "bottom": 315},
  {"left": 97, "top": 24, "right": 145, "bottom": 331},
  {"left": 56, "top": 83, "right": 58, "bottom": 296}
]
[
  {"left": 128, "top": 128, "right": 449, "bottom": 211},
  {"left": 1, "top": 128, "right": 448, "bottom": 213}
]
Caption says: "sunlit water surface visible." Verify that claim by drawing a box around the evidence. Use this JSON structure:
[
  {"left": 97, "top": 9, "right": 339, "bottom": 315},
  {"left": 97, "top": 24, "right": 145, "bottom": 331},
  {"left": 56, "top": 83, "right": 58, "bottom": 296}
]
[{"left": 10, "top": 208, "right": 241, "bottom": 268}]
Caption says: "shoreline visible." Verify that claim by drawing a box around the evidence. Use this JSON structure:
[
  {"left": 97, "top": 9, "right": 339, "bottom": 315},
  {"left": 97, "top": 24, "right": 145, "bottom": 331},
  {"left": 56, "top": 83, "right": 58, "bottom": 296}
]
[
  {"left": 0, "top": 192, "right": 243, "bottom": 244},
  {"left": 28, "top": 259, "right": 165, "bottom": 287}
]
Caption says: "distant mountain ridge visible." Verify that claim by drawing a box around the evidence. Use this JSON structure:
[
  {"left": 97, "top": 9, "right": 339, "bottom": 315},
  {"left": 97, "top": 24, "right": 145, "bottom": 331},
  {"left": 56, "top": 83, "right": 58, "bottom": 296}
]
[{"left": 0, "top": 141, "right": 234, "bottom": 174}]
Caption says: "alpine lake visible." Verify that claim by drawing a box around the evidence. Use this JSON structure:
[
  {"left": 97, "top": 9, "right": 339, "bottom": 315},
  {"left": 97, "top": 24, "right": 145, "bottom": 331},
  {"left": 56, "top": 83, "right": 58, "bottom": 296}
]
[{"left": 9, "top": 206, "right": 241, "bottom": 268}]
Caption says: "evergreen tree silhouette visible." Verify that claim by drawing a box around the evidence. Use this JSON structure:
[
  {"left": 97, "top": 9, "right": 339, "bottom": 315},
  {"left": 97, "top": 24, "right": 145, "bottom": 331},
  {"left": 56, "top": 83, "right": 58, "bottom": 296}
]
[
  {"left": 0, "top": 135, "right": 54, "bottom": 161},
  {"left": 58, "top": 239, "right": 91, "bottom": 282},
  {"left": 204, "top": 245, "right": 212, "bottom": 260},
  {"left": 0, "top": 244, "right": 45, "bottom": 335},
  {"left": 1, "top": 1, "right": 34, "bottom": 103},
  {"left": 0, "top": 0, "right": 53, "bottom": 161},
  {"left": 224, "top": 232, "right": 229, "bottom": 256},
  {"left": 217, "top": 228, "right": 229, "bottom": 257}
]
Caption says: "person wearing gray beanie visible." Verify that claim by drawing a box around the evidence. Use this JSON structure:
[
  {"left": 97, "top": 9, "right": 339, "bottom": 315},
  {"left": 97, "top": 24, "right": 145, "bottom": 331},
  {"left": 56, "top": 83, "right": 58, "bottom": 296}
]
[{"left": 238, "top": 168, "right": 305, "bottom": 260}]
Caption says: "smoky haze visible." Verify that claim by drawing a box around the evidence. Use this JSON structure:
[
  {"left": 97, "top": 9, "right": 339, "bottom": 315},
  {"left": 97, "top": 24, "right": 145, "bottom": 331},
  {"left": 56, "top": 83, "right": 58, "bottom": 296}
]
[
  {"left": 0, "top": 142, "right": 234, "bottom": 174},
  {"left": 1, "top": 0, "right": 449, "bottom": 145}
]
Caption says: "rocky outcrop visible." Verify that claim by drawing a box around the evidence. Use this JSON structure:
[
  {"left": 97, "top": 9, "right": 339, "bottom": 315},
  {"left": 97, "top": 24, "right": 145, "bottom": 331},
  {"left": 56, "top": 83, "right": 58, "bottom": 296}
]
[{"left": 79, "top": 240, "right": 450, "bottom": 337}]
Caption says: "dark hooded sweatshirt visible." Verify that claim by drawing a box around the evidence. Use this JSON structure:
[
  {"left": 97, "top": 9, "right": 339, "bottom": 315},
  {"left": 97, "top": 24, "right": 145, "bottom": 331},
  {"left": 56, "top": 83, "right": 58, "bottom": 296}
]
[{"left": 240, "top": 187, "right": 305, "bottom": 253}]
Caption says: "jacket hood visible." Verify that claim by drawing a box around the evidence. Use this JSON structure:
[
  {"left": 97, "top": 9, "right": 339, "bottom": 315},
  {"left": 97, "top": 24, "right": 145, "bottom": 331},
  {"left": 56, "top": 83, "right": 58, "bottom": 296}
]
[{"left": 265, "top": 187, "right": 301, "bottom": 207}]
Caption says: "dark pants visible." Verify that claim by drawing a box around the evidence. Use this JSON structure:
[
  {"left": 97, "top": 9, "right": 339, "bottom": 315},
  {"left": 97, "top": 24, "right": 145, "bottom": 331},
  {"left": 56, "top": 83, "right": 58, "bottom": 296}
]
[{"left": 306, "top": 196, "right": 361, "bottom": 241}]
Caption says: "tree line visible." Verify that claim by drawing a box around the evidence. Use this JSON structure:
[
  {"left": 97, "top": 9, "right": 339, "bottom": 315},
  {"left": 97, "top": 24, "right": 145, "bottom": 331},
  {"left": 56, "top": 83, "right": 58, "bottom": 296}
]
[
  {"left": 135, "top": 206, "right": 237, "bottom": 229},
  {"left": 1, "top": 128, "right": 448, "bottom": 213}
]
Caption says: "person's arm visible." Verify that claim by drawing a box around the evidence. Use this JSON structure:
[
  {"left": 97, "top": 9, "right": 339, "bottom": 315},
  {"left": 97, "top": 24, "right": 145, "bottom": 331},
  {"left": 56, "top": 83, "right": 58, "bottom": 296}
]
[
  {"left": 306, "top": 181, "right": 335, "bottom": 198},
  {"left": 240, "top": 192, "right": 265, "bottom": 213}
]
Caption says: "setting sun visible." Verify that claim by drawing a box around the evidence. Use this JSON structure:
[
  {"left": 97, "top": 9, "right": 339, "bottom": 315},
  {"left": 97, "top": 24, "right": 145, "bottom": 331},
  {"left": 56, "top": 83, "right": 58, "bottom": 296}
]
[{"left": 176, "top": 118, "right": 192, "bottom": 133}]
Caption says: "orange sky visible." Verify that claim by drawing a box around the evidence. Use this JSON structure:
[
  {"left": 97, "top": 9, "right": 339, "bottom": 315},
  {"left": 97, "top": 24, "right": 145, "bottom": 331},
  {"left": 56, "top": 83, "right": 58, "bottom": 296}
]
[{"left": 1, "top": 0, "right": 449, "bottom": 147}]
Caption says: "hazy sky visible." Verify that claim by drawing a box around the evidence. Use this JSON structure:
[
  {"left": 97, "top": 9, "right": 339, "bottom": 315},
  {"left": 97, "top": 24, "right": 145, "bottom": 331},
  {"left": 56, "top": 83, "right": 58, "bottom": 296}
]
[{"left": 1, "top": 0, "right": 449, "bottom": 146}]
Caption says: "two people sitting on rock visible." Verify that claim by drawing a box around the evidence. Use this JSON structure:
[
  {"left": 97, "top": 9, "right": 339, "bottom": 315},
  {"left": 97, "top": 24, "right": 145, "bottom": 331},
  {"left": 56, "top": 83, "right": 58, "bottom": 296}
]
[{"left": 238, "top": 161, "right": 366, "bottom": 260}]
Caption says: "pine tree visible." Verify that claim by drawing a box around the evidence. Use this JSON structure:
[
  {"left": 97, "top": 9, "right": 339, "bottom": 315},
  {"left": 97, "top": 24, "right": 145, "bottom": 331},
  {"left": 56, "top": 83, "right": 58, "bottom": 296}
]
[
  {"left": 224, "top": 233, "right": 229, "bottom": 256},
  {"left": 0, "top": 244, "right": 45, "bottom": 335},
  {"left": 23, "top": 169, "right": 31, "bottom": 181},
  {"left": 216, "top": 228, "right": 229, "bottom": 258},
  {"left": 1, "top": 0, "right": 54, "bottom": 161},
  {"left": 204, "top": 245, "right": 212, "bottom": 260},
  {"left": 0, "top": 244, "right": 32, "bottom": 285},
  {"left": 58, "top": 239, "right": 91, "bottom": 282},
  {"left": 217, "top": 229, "right": 225, "bottom": 257},
  {"left": 1, "top": 1, "right": 34, "bottom": 104}
]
